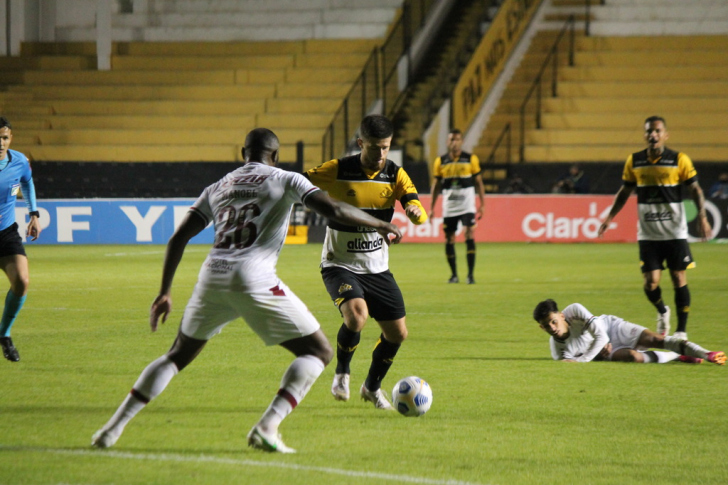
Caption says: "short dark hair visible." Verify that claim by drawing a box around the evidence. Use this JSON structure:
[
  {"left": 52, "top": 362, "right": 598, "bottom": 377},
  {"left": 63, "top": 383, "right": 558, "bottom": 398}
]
[
  {"left": 449, "top": 128, "right": 462, "bottom": 136},
  {"left": 0, "top": 117, "right": 11, "bottom": 130},
  {"left": 533, "top": 299, "right": 559, "bottom": 323},
  {"left": 644, "top": 115, "right": 666, "bottom": 127},
  {"left": 359, "top": 115, "right": 393, "bottom": 140},
  {"left": 244, "top": 127, "right": 279, "bottom": 160}
]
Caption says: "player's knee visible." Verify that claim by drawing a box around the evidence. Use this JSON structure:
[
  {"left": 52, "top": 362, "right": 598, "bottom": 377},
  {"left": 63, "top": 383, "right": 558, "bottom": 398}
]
[
  {"left": 11, "top": 274, "right": 29, "bottom": 296},
  {"left": 166, "top": 333, "right": 206, "bottom": 371},
  {"left": 445, "top": 233, "right": 456, "bottom": 244},
  {"left": 316, "top": 341, "right": 334, "bottom": 366},
  {"left": 623, "top": 350, "right": 641, "bottom": 362},
  {"left": 342, "top": 301, "right": 368, "bottom": 330},
  {"left": 383, "top": 324, "right": 408, "bottom": 344}
]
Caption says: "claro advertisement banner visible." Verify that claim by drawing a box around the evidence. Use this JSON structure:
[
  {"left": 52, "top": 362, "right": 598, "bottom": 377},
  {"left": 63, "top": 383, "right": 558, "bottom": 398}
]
[
  {"left": 395, "top": 195, "right": 728, "bottom": 243},
  {"left": 15, "top": 196, "right": 725, "bottom": 245},
  {"left": 395, "top": 195, "right": 639, "bottom": 243}
]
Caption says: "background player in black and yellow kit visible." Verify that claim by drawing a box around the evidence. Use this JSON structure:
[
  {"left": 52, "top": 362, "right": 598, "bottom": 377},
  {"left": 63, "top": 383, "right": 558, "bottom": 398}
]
[
  {"left": 599, "top": 116, "right": 712, "bottom": 341},
  {"left": 429, "top": 129, "right": 485, "bottom": 284},
  {"left": 305, "top": 115, "right": 427, "bottom": 410}
]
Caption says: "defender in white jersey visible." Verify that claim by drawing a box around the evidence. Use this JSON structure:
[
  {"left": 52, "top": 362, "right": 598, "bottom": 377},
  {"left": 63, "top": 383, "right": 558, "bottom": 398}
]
[
  {"left": 533, "top": 299, "right": 725, "bottom": 365},
  {"left": 91, "top": 129, "right": 403, "bottom": 454},
  {"left": 599, "top": 116, "right": 711, "bottom": 341}
]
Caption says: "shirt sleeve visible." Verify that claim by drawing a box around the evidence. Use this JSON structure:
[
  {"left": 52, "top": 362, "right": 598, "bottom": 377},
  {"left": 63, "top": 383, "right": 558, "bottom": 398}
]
[
  {"left": 189, "top": 185, "right": 214, "bottom": 226},
  {"left": 396, "top": 168, "right": 428, "bottom": 224},
  {"left": 432, "top": 157, "right": 443, "bottom": 179},
  {"left": 677, "top": 152, "right": 698, "bottom": 184},
  {"left": 563, "top": 304, "right": 609, "bottom": 363},
  {"left": 19, "top": 155, "right": 37, "bottom": 212},
  {"left": 622, "top": 155, "right": 636, "bottom": 185},
  {"left": 470, "top": 154, "right": 481, "bottom": 176},
  {"left": 286, "top": 171, "right": 320, "bottom": 204},
  {"left": 304, "top": 159, "right": 339, "bottom": 192}
]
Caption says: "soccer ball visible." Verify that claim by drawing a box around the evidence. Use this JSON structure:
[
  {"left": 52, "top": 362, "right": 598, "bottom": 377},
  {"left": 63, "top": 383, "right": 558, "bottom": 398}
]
[{"left": 391, "top": 376, "right": 432, "bottom": 417}]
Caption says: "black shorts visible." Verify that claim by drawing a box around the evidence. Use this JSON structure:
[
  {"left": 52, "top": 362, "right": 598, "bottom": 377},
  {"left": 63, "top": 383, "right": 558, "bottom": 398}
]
[
  {"left": 443, "top": 213, "right": 476, "bottom": 235},
  {"left": 639, "top": 239, "right": 694, "bottom": 272},
  {"left": 0, "top": 223, "right": 26, "bottom": 258},
  {"left": 321, "top": 267, "right": 406, "bottom": 321}
]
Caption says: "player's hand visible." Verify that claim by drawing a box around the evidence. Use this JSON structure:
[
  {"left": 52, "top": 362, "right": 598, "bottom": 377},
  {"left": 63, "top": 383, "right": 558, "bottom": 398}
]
[
  {"left": 476, "top": 205, "right": 484, "bottom": 221},
  {"left": 378, "top": 223, "right": 402, "bottom": 245},
  {"left": 26, "top": 216, "right": 41, "bottom": 241},
  {"left": 150, "top": 294, "right": 172, "bottom": 332},
  {"left": 599, "top": 343, "right": 613, "bottom": 360},
  {"left": 405, "top": 204, "right": 422, "bottom": 220},
  {"left": 697, "top": 214, "right": 712, "bottom": 241},
  {"left": 597, "top": 220, "right": 610, "bottom": 238}
]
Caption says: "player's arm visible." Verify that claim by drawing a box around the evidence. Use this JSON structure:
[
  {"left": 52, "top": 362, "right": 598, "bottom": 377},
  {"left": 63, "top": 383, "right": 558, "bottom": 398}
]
[
  {"left": 429, "top": 157, "right": 443, "bottom": 222},
  {"left": 598, "top": 183, "right": 635, "bottom": 237},
  {"left": 471, "top": 154, "right": 485, "bottom": 220},
  {"left": 20, "top": 178, "right": 41, "bottom": 241},
  {"left": 474, "top": 172, "right": 485, "bottom": 221},
  {"left": 20, "top": 162, "right": 41, "bottom": 241},
  {"left": 305, "top": 190, "right": 402, "bottom": 244},
  {"left": 396, "top": 169, "right": 428, "bottom": 225},
  {"left": 150, "top": 211, "right": 207, "bottom": 331},
  {"left": 429, "top": 177, "right": 442, "bottom": 221},
  {"left": 578, "top": 317, "right": 610, "bottom": 363},
  {"left": 687, "top": 180, "right": 711, "bottom": 240}
]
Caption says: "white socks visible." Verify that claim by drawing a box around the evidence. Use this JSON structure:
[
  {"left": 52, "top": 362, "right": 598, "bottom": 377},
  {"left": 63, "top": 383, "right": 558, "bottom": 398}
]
[
  {"left": 101, "top": 355, "right": 179, "bottom": 436},
  {"left": 257, "top": 355, "right": 325, "bottom": 433},
  {"left": 662, "top": 336, "right": 709, "bottom": 359},
  {"left": 640, "top": 350, "right": 680, "bottom": 363}
]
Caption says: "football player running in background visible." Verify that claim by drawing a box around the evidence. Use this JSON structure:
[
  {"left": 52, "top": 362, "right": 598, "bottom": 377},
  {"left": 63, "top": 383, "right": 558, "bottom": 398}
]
[
  {"left": 91, "top": 128, "right": 402, "bottom": 453},
  {"left": 0, "top": 117, "right": 42, "bottom": 362},
  {"left": 305, "top": 115, "right": 427, "bottom": 410},
  {"left": 533, "top": 299, "right": 725, "bottom": 365}
]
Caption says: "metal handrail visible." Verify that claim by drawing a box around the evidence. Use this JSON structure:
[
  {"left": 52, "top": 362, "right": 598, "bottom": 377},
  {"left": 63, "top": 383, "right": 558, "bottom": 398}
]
[
  {"left": 321, "top": 0, "right": 436, "bottom": 162},
  {"left": 322, "top": 47, "right": 379, "bottom": 161},
  {"left": 518, "top": 14, "right": 575, "bottom": 162},
  {"left": 485, "top": 0, "right": 603, "bottom": 166},
  {"left": 485, "top": 122, "right": 511, "bottom": 165}
]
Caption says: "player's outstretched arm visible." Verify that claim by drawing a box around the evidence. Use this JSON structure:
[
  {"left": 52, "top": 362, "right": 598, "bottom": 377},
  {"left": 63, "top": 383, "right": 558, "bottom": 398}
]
[
  {"left": 305, "top": 190, "right": 402, "bottom": 244},
  {"left": 598, "top": 184, "right": 634, "bottom": 237},
  {"left": 150, "top": 211, "right": 207, "bottom": 331}
]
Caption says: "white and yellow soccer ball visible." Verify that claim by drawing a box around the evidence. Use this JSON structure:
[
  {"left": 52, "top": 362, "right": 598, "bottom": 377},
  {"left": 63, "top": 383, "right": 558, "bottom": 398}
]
[{"left": 391, "top": 376, "right": 432, "bottom": 417}]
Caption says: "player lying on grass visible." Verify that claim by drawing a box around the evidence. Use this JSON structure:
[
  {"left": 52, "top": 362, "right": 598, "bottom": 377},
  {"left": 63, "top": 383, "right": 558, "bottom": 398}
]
[
  {"left": 533, "top": 299, "right": 725, "bottom": 365},
  {"left": 91, "top": 128, "right": 403, "bottom": 454}
]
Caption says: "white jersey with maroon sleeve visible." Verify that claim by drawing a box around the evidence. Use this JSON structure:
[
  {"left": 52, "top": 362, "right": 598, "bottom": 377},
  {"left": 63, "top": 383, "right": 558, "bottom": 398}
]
[
  {"left": 189, "top": 162, "right": 319, "bottom": 289},
  {"left": 549, "top": 303, "right": 610, "bottom": 362}
]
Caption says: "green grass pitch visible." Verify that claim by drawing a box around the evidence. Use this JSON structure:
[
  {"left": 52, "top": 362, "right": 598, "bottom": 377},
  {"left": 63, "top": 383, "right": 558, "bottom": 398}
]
[{"left": 1, "top": 242, "right": 726, "bottom": 485}]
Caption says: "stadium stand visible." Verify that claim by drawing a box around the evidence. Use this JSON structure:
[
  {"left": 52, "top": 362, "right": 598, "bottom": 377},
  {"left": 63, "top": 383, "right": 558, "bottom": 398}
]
[
  {"left": 473, "top": 0, "right": 728, "bottom": 170},
  {"left": 1, "top": 0, "right": 403, "bottom": 171}
]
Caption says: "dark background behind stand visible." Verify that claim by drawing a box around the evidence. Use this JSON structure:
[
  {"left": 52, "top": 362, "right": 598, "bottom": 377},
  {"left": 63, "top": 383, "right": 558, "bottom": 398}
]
[{"left": 30, "top": 160, "right": 727, "bottom": 199}]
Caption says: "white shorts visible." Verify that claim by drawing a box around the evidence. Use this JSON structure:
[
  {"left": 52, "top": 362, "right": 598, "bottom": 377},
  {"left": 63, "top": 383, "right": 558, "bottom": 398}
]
[
  {"left": 603, "top": 315, "right": 647, "bottom": 354},
  {"left": 179, "top": 279, "right": 320, "bottom": 346}
]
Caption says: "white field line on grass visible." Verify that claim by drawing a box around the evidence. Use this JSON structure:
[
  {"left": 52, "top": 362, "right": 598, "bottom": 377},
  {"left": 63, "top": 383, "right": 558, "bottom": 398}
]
[{"left": 1, "top": 446, "right": 493, "bottom": 485}]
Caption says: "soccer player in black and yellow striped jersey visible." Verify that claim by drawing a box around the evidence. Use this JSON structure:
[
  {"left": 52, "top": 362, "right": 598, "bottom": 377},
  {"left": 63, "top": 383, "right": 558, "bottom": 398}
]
[
  {"left": 599, "top": 116, "right": 712, "bottom": 341},
  {"left": 429, "top": 129, "right": 485, "bottom": 284},
  {"left": 305, "top": 115, "right": 427, "bottom": 410}
]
